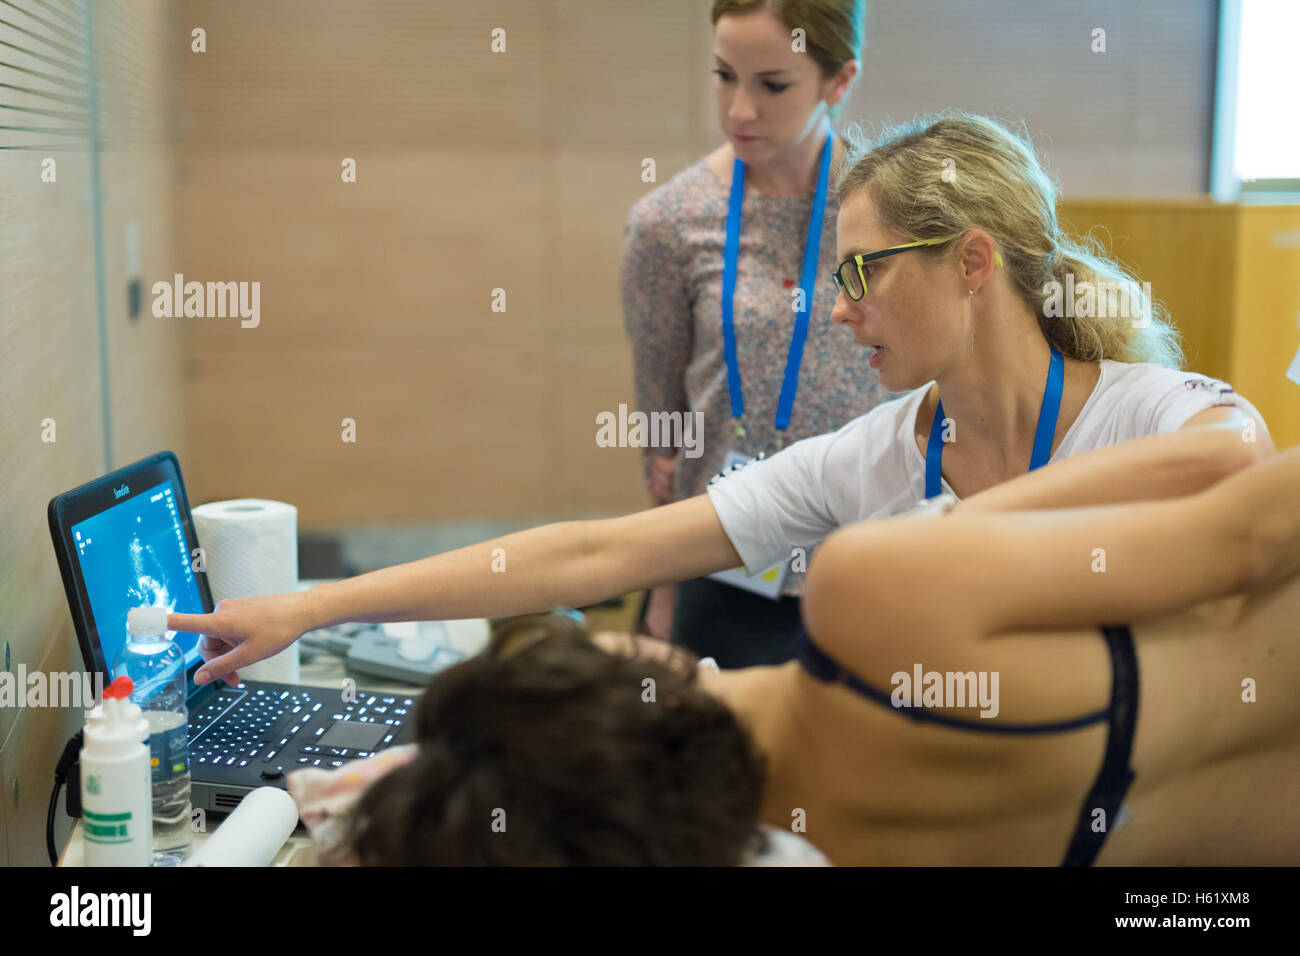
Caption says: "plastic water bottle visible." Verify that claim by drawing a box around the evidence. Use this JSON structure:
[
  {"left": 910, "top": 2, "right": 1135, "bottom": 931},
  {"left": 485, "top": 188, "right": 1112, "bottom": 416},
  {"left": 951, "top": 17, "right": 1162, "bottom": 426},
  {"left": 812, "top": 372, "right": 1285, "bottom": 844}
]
[{"left": 116, "top": 606, "right": 193, "bottom": 864}]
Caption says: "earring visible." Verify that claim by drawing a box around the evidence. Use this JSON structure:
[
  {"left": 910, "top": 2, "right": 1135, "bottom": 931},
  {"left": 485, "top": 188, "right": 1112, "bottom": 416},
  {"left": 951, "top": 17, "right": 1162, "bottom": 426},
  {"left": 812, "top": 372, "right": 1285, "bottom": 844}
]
[{"left": 968, "top": 289, "right": 975, "bottom": 351}]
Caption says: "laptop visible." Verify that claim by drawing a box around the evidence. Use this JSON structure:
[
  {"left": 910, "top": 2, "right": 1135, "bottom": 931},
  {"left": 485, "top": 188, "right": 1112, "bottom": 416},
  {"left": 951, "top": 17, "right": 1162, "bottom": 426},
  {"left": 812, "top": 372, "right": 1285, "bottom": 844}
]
[{"left": 48, "top": 450, "right": 419, "bottom": 812}]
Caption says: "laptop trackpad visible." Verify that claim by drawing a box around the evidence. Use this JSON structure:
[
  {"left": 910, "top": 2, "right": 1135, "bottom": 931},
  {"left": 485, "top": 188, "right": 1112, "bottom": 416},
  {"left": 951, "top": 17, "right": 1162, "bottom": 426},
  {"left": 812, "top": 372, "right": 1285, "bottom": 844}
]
[{"left": 317, "top": 721, "right": 390, "bottom": 751}]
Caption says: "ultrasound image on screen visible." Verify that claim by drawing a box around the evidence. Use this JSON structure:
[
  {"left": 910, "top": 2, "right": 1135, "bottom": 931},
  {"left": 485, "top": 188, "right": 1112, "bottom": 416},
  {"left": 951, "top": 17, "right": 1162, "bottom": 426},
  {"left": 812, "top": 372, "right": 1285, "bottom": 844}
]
[{"left": 72, "top": 479, "right": 205, "bottom": 673}]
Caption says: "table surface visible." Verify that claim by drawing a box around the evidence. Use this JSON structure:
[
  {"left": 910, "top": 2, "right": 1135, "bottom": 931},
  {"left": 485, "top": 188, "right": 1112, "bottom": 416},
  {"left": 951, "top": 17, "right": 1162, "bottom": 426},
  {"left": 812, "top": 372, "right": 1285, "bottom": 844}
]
[
  {"left": 59, "top": 585, "right": 641, "bottom": 867},
  {"left": 60, "top": 633, "right": 431, "bottom": 867}
]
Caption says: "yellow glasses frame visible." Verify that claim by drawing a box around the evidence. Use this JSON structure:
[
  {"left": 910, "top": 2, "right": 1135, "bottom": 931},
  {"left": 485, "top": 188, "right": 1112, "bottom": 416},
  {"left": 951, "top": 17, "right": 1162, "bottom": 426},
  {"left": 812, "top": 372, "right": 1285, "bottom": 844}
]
[{"left": 831, "top": 234, "right": 1003, "bottom": 300}]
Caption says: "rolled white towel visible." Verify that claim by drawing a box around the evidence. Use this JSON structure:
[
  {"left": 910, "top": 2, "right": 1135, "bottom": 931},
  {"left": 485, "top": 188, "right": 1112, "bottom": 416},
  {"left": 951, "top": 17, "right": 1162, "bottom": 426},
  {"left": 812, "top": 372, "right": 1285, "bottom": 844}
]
[{"left": 741, "top": 825, "right": 832, "bottom": 866}]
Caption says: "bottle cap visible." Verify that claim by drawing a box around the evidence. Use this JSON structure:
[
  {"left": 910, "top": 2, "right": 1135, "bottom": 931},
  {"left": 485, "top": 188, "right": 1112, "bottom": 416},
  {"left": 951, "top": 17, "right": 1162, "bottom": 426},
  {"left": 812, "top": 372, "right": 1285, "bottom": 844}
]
[
  {"left": 84, "top": 676, "right": 148, "bottom": 756},
  {"left": 127, "top": 606, "right": 168, "bottom": 636}
]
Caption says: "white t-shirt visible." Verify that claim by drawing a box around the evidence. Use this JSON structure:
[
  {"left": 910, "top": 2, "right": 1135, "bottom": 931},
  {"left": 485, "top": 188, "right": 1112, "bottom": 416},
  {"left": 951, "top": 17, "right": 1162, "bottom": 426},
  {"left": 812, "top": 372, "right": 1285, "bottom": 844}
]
[{"left": 707, "top": 361, "right": 1263, "bottom": 576}]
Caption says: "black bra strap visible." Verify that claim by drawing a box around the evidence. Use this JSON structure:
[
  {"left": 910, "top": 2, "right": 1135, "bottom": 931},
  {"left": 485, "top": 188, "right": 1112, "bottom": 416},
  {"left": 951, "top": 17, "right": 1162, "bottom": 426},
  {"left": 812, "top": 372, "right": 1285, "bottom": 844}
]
[
  {"left": 794, "top": 628, "right": 1109, "bottom": 735},
  {"left": 1060, "top": 624, "right": 1140, "bottom": 866}
]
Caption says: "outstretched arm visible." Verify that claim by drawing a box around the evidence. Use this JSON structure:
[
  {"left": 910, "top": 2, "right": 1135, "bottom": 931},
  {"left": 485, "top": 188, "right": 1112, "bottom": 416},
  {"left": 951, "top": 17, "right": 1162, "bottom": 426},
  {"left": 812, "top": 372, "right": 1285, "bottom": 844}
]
[
  {"left": 955, "top": 409, "right": 1270, "bottom": 516},
  {"left": 171, "top": 494, "right": 739, "bottom": 685}
]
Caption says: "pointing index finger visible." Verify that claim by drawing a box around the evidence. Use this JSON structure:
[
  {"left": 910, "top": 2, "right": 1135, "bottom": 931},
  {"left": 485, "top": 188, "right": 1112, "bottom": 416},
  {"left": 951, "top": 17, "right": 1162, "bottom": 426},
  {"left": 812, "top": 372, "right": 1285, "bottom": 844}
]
[{"left": 168, "top": 612, "right": 215, "bottom": 633}]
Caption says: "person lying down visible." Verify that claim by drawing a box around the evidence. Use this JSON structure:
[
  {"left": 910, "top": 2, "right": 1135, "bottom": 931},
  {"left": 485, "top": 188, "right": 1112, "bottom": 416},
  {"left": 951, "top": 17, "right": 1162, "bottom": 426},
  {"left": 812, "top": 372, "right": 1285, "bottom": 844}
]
[
  {"left": 287, "top": 433, "right": 1300, "bottom": 866},
  {"left": 286, "top": 615, "right": 829, "bottom": 866}
]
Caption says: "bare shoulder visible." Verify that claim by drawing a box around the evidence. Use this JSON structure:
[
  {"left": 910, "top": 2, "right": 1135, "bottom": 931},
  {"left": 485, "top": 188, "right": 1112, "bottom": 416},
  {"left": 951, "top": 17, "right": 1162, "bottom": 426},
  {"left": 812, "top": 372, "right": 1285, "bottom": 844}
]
[{"left": 801, "top": 522, "right": 896, "bottom": 663}]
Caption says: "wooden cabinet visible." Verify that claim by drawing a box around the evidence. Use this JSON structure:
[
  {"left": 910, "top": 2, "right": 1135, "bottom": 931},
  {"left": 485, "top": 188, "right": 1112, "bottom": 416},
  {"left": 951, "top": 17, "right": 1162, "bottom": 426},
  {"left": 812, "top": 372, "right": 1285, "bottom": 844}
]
[{"left": 1060, "top": 200, "right": 1300, "bottom": 449}]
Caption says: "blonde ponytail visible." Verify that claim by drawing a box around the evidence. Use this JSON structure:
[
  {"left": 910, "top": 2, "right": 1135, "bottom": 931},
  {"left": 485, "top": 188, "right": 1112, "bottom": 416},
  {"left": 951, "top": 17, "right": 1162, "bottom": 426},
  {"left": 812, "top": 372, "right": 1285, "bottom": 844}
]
[{"left": 836, "top": 112, "right": 1184, "bottom": 368}]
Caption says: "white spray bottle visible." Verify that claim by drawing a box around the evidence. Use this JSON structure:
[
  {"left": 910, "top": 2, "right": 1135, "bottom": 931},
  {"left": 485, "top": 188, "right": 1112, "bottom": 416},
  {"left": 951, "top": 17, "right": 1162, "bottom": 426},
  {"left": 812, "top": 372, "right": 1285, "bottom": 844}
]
[{"left": 80, "top": 675, "right": 153, "bottom": 866}]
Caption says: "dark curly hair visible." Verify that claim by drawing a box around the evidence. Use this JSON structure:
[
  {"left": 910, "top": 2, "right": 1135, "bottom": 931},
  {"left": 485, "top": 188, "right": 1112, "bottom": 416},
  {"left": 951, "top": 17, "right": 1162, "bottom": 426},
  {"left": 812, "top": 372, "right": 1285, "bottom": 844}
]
[{"left": 343, "top": 614, "right": 769, "bottom": 865}]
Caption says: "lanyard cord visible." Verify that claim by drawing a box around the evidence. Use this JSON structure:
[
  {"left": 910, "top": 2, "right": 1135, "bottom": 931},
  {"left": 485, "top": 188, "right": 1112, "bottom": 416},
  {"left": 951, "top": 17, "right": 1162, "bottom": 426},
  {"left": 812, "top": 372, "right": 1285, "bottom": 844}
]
[
  {"left": 925, "top": 344, "right": 1065, "bottom": 498},
  {"left": 721, "top": 130, "right": 835, "bottom": 434}
]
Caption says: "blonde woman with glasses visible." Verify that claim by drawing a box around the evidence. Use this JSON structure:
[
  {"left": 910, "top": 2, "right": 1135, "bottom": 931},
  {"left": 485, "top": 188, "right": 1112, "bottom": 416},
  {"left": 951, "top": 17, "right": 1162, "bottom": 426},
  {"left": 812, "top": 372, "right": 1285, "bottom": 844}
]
[{"left": 173, "top": 113, "right": 1273, "bottom": 689}]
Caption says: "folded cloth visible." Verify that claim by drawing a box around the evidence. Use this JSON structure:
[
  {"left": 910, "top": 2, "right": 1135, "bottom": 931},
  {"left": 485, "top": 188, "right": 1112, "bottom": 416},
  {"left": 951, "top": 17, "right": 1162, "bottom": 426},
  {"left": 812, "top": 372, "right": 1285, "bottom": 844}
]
[
  {"left": 285, "top": 744, "right": 418, "bottom": 865},
  {"left": 741, "top": 825, "right": 833, "bottom": 866},
  {"left": 287, "top": 745, "right": 832, "bottom": 866}
]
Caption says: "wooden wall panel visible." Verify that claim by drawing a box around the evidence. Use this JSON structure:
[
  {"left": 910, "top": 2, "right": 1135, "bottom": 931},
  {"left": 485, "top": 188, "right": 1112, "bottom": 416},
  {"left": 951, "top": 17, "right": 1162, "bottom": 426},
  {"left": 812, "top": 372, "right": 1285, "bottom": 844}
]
[
  {"left": 552, "top": 145, "right": 696, "bottom": 344},
  {"left": 176, "top": 2, "right": 713, "bottom": 527},
  {"left": 102, "top": 148, "right": 189, "bottom": 466},
  {"left": 0, "top": 141, "right": 101, "bottom": 861},
  {"left": 1058, "top": 200, "right": 1239, "bottom": 383},
  {"left": 554, "top": 340, "right": 643, "bottom": 515},
  {"left": 1060, "top": 200, "right": 1300, "bottom": 450},
  {"left": 1230, "top": 207, "right": 1300, "bottom": 450},
  {"left": 178, "top": 148, "right": 559, "bottom": 524},
  {"left": 0, "top": 0, "right": 181, "bottom": 865},
  {"left": 0, "top": 0, "right": 103, "bottom": 852},
  {"left": 549, "top": 145, "right": 698, "bottom": 515},
  {"left": 176, "top": 0, "right": 551, "bottom": 147},
  {"left": 186, "top": 341, "right": 557, "bottom": 523},
  {"left": 176, "top": 149, "right": 552, "bottom": 352},
  {"left": 96, "top": 1, "right": 188, "bottom": 466},
  {"left": 541, "top": 0, "right": 697, "bottom": 146},
  {"left": 0, "top": 628, "right": 85, "bottom": 868}
]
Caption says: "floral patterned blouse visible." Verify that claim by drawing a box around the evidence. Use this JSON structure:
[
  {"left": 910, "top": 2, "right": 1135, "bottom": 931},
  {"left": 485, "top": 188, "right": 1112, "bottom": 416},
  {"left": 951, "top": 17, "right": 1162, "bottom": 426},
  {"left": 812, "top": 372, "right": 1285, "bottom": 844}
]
[{"left": 619, "top": 154, "right": 894, "bottom": 592}]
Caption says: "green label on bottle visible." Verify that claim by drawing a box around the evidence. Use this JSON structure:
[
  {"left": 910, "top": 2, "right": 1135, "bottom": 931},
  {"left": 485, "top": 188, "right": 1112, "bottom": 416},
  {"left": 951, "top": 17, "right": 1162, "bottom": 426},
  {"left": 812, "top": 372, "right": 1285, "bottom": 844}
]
[{"left": 84, "top": 809, "right": 134, "bottom": 844}]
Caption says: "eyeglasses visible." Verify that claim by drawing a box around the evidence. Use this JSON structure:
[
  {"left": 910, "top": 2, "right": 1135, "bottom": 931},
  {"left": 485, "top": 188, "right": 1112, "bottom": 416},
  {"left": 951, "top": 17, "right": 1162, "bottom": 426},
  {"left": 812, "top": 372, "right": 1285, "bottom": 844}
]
[{"left": 832, "top": 234, "right": 1002, "bottom": 300}]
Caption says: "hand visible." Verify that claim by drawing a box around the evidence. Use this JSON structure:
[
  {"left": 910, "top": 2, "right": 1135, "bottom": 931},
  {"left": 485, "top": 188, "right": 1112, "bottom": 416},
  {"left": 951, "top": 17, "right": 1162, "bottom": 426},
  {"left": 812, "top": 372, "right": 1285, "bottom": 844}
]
[
  {"left": 168, "top": 590, "right": 315, "bottom": 687},
  {"left": 645, "top": 452, "right": 679, "bottom": 504},
  {"left": 642, "top": 584, "right": 675, "bottom": 642}
]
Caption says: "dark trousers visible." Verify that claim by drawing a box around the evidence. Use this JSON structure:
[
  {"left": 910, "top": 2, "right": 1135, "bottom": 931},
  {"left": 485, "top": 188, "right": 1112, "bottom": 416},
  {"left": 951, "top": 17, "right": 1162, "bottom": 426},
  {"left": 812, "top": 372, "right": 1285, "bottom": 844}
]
[{"left": 670, "top": 576, "right": 802, "bottom": 669}]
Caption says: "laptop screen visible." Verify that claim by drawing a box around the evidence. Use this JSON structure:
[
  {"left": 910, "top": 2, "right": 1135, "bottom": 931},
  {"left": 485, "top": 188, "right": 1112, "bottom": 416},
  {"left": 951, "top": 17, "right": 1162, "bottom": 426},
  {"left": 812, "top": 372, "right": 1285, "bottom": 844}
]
[{"left": 70, "top": 478, "right": 206, "bottom": 674}]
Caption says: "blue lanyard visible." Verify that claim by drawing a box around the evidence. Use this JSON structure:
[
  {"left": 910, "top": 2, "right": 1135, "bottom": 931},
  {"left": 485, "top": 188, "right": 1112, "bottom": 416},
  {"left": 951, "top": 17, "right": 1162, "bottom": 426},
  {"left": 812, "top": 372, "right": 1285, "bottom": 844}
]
[
  {"left": 722, "top": 130, "right": 834, "bottom": 435},
  {"left": 925, "top": 344, "right": 1065, "bottom": 498}
]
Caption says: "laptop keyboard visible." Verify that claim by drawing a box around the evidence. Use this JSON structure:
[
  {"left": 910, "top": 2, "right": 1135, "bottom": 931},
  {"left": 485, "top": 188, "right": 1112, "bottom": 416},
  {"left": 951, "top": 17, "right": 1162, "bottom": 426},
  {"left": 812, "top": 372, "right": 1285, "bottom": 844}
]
[
  {"left": 293, "top": 693, "right": 413, "bottom": 767},
  {"left": 188, "top": 687, "right": 414, "bottom": 771}
]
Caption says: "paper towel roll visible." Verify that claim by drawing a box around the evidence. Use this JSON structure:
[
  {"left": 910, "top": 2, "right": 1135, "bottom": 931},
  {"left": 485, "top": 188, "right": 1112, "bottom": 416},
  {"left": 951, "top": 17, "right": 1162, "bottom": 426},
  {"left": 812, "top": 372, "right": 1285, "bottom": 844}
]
[
  {"left": 193, "top": 498, "right": 301, "bottom": 683},
  {"left": 183, "top": 787, "right": 301, "bottom": 867}
]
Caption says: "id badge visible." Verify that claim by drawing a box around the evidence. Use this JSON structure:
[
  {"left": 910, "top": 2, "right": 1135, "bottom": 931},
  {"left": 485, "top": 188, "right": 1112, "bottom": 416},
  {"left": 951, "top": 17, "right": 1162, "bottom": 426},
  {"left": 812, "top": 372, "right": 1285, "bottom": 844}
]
[{"left": 709, "top": 449, "right": 792, "bottom": 600}]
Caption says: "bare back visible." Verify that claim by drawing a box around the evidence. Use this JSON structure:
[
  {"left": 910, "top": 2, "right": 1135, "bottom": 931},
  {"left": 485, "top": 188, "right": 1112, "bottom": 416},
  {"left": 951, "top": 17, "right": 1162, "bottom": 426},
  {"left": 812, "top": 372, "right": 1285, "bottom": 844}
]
[{"left": 702, "top": 572, "right": 1300, "bottom": 865}]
